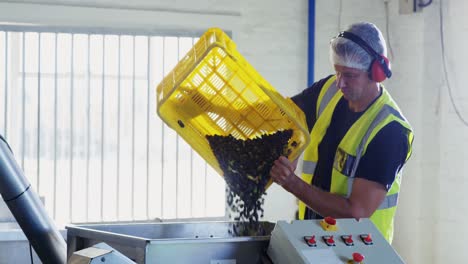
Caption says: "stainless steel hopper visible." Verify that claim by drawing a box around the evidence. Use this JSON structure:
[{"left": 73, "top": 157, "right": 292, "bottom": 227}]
[{"left": 67, "top": 221, "right": 275, "bottom": 264}]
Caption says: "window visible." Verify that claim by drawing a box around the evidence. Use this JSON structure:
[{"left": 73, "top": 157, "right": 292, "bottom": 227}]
[{"left": 0, "top": 26, "right": 226, "bottom": 225}]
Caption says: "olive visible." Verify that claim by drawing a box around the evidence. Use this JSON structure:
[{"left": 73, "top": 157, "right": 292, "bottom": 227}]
[{"left": 177, "top": 120, "right": 185, "bottom": 128}]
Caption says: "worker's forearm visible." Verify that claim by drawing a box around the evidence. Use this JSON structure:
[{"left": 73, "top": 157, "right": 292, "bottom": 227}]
[{"left": 284, "top": 175, "right": 358, "bottom": 219}]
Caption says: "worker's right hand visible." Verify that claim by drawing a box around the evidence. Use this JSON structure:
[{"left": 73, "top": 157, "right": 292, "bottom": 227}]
[{"left": 270, "top": 156, "right": 298, "bottom": 192}]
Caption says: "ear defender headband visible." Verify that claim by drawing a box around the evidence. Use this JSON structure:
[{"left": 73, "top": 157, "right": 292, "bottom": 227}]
[{"left": 337, "top": 31, "right": 392, "bottom": 82}]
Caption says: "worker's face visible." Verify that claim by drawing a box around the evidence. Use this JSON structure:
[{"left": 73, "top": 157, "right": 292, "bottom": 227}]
[{"left": 334, "top": 65, "right": 373, "bottom": 102}]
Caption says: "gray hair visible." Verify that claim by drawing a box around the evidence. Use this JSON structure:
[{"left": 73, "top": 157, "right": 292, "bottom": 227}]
[{"left": 330, "top": 22, "right": 387, "bottom": 71}]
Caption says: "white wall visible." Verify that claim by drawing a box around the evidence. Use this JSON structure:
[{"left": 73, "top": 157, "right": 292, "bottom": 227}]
[
  {"left": 314, "top": 1, "right": 468, "bottom": 263},
  {"left": 1, "top": 0, "right": 467, "bottom": 263}
]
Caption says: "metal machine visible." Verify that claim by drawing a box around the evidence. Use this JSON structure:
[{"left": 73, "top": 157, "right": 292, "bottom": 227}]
[
  {"left": 0, "top": 135, "right": 66, "bottom": 264},
  {"left": 67, "top": 221, "right": 274, "bottom": 264},
  {"left": 66, "top": 217, "right": 404, "bottom": 264},
  {"left": 268, "top": 218, "right": 405, "bottom": 264},
  {"left": 1, "top": 134, "right": 404, "bottom": 264},
  {"left": 68, "top": 243, "right": 135, "bottom": 264}
]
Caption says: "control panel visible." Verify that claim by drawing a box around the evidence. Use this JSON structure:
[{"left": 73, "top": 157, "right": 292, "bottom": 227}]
[{"left": 267, "top": 218, "right": 404, "bottom": 264}]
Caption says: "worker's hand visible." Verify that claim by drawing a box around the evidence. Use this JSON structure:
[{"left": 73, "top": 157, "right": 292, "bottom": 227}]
[{"left": 270, "top": 156, "right": 299, "bottom": 191}]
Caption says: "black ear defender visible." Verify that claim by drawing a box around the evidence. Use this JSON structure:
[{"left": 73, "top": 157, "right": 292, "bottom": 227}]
[{"left": 337, "top": 31, "right": 392, "bottom": 82}]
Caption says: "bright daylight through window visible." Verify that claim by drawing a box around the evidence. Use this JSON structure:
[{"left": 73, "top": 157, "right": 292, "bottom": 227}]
[{"left": 0, "top": 29, "right": 226, "bottom": 225}]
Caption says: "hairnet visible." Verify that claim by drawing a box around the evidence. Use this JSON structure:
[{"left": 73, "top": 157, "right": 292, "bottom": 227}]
[{"left": 330, "top": 22, "right": 387, "bottom": 71}]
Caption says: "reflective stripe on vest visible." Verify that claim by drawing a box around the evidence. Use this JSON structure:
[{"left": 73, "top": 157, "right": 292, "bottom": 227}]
[
  {"left": 378, "top": 193, "right": 399, "bottom": 210},
  {"left": 302, "top": 160, "right": 317, "bottom": 175},
  {"left": 346, "top": 104, "right": 405, "bottom": 198},
  {"left": 318, "top": 81, "right": 338, "bottom": 117}
]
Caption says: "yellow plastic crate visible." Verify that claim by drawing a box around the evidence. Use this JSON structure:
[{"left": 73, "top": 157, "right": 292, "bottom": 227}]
[{"left": 156, "top": 28, "right": 310, "bottom": 184}]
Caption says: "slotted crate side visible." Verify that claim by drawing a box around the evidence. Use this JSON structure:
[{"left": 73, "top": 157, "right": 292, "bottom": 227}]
[
  {"left": 157, "top": 29, "right": 234, "bottom": 105},
  {"left": 156, "top": 28, "right": 310, "bottom": 178}
]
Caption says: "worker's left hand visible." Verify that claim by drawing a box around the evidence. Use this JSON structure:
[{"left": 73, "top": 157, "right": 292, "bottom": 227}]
[{"left": 270, "top": 156, "right": 298, "bottom": 191}]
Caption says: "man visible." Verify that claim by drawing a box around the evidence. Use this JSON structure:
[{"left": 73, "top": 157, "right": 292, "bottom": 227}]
[{"left": 270, "top": 22, "right": 413, "bottom": 243}]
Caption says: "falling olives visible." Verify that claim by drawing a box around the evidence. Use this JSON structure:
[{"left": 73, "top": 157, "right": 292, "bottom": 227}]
[{"left": 206, "top": 129, "right": 293, "bottom": 236}]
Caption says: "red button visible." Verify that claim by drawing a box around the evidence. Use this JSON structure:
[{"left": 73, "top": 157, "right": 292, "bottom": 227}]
[
  {"left": 364, "top": 234, "right": 372, "bottom": 243},
  {"left": 353, "top": 252, "right": 364, "bottom": 262},
  {"left": 308, "top": 235, "right": 316, "bottom": 244},
  {"left": 346, "top": 235, "right": 353, "bottom": 244},
  {"left": 324, "top": 216, "right": 336, "bottom": 225},
  {"left": 327, "top": 236, "right": 335, "bottom": 244}
]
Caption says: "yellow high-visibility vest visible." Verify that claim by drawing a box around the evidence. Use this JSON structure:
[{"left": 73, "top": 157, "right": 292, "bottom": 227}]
[{"left": 298, "top": 75, "right": 413, "bottom": 243}]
